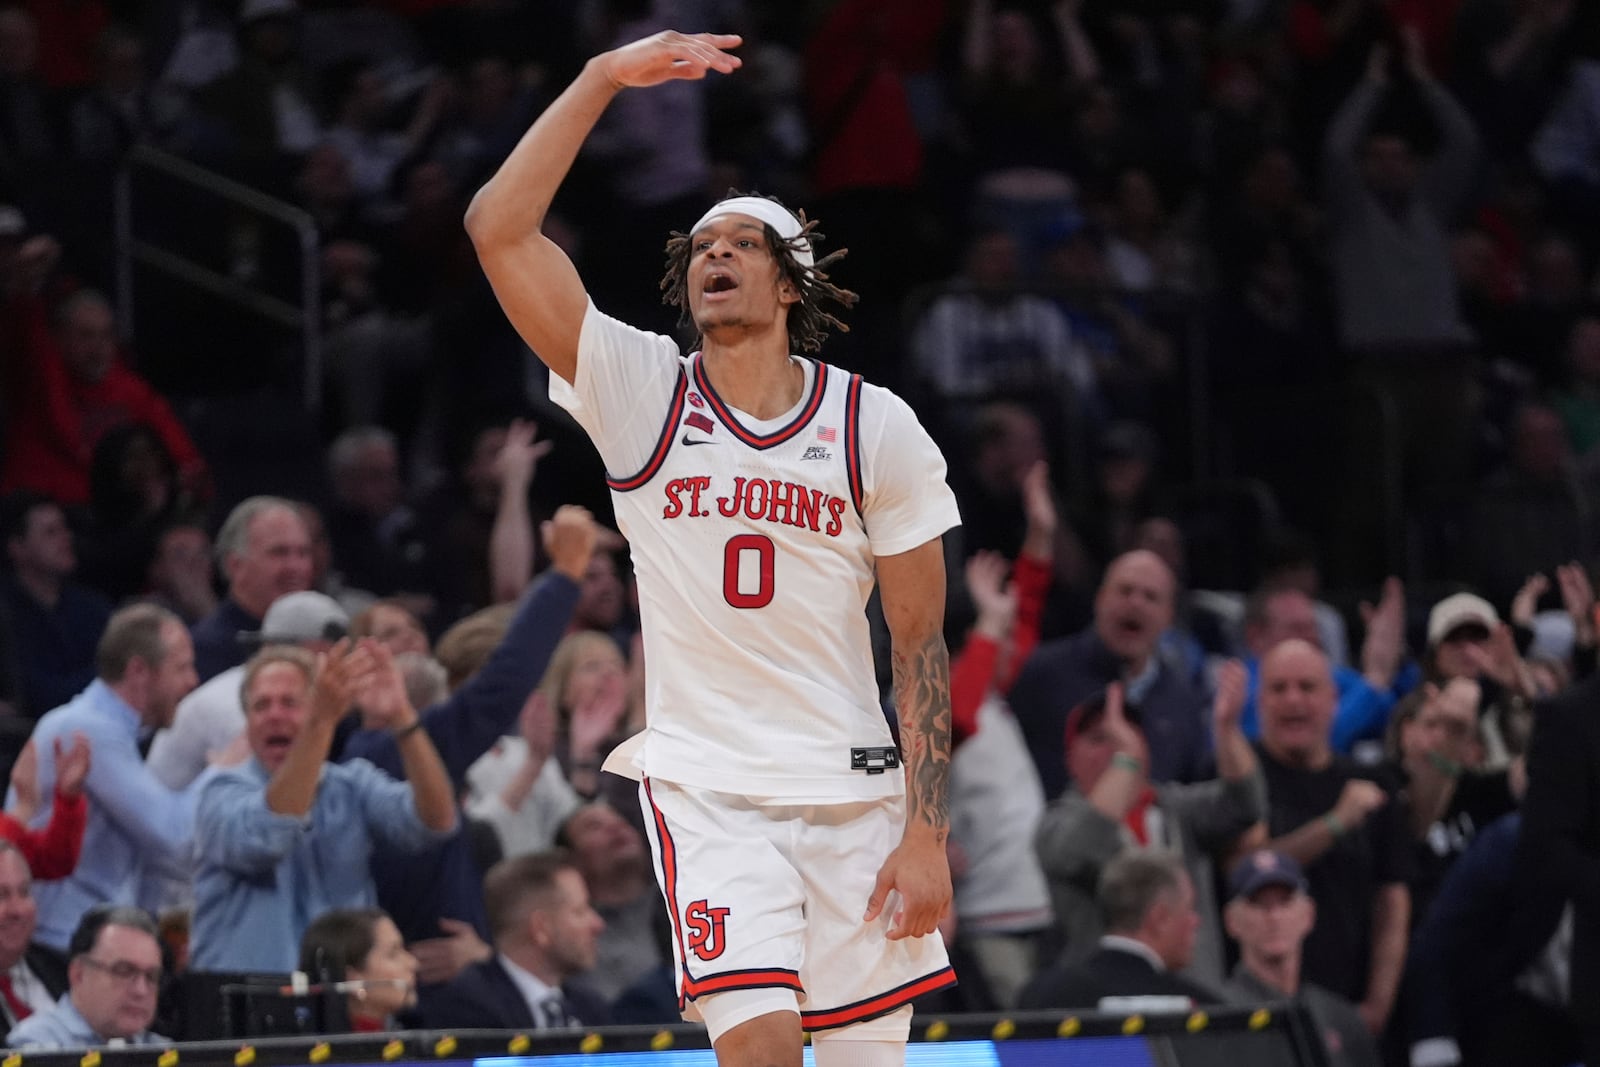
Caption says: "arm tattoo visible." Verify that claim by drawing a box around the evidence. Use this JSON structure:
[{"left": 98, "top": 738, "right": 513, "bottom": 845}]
[{"left": 893, "top": 629, "right": 952, "bottom": 838}]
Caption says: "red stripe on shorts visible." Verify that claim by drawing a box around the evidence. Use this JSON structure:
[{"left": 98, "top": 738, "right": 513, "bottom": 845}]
[
  {"left": 683, "top": 968, "right": 804, "bottom": 1001},
  {"left": 643, "top": 778, "right": 694, "bottom": 1008},
  {"left": 799, "top": 966, "right": 957, "bottom": 1031}
]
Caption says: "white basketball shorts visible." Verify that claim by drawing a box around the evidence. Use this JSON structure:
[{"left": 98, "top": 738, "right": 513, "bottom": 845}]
[{"left": 638, "top": 777, "right": 956, "bottom": 1032}]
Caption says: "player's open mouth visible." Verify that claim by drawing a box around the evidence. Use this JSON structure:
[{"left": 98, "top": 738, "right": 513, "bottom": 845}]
[{"left": 703, "top": 272, "right": 738, "bottom": 296}]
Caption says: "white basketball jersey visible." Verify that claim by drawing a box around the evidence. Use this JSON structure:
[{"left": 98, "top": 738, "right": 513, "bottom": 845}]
[{"left": 553, "top": 302, "right": 960, "bottom": 800}]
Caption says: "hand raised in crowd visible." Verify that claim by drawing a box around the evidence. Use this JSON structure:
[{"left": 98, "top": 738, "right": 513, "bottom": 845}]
[
  {"left": 1467, "top": 622, "right": 1535, "bottom": 697},
  {"left": 517, "top": 690, "right": 558, "bottom": 767},
  {"left": 1020, "top": 460, "right": 1058, "bottom": 551},
  {"left": 1405, "top": 678, "right": 1480, "bottom": 783},
  {"left": 1358, "top": 576, "right": 1406, "bottom": 690},
  {"left": 1101, "top": 682, "right": 1144, "bottom": 760},
  {"left": 53, "top": 733, "right": 91, "bottom": 797},
  {"left": 1556, "top": 561, "right": 1596, "bottom": 647},
  {"left": 541, "top": 504, "right": 605, "bottom": 582},
  {"left": 964, "top": 551, "right": 1016, "bottom": 641},
  {"left": 311, "top": 639, "right": 379, "bottom": 728},
  {"left": 1332, "top": 778, "right": 1388, "bottom": 831},
  {"left": 350, "top": 640, "right": 419, "bottom": 734},
  {"left": 8, "top": 740, "right": 38, "bottom": 825},
  {"left": 1212, "top": 658, "right": 1248, "bottom": 735},
  {"left": 495, "top": 418, "right": 554, "bottom": 490},
  {"left": 1510, "top": 572, "right": 1550, "bottom": 630},
  {"left": 568, "top": 669, "right": 630, "bottom": 766},
  {"left": 599, "top": 30, "right": 742, "bottom": 90}
]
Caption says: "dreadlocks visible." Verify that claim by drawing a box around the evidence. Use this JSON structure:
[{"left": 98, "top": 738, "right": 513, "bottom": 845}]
[{"left": 659, "top": 193, "right": 859, "bottom": 354}]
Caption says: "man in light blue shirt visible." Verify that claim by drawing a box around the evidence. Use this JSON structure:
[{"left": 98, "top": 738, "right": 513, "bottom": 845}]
[
  {"left": 6, "top": 905, "right": 169, "bottom": 1049},
  {"left": 191, "top": 638, "right": 457, "bottom": 972},
  {"left": 16, "top": 604, "right": 202, "bottom": 949}
]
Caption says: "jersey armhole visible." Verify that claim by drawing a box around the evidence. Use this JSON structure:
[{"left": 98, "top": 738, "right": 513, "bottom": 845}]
[
  {"left": 605, "top": 366, "right": 690, "bottom": 492},
  {"left": 842, "top": 372, "right": 865, "bottom": 518}
]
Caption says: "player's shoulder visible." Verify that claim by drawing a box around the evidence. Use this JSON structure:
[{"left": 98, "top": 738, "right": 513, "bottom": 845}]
[
  {"left": 814, "top": 361, "right": 919, "bottom": 423},
  {"left": 581, "top": 300, "right": 690, "bottom": 365}
]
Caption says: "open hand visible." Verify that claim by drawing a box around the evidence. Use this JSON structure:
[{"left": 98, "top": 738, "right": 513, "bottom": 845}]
[
  {"left": 1556, "top": 562, "right": 1595, "bottom": 644},
  {"left": 311, "top": 639, "right": 375, "bottom": 727},
  {"left": 1510, "top": 572, "right": 1550, "bottom": 629},
  {"left": 569, "top": 671, "right": 630, "bottom": 763},
  {"left": 53, "top": 734, "right": 91, "bottom": 797},
  {"left": 1212, "top": 659, "right": 1248, "bottom": 734},
  {"left": 352, "top": 640, "right": 417, "bottom": 733},
  {"left": 964, "top": 551, "right": 1016, "bottom": 636},
  {"left": 495, "top": 418, "right": 554, "bottom": 489},
  {"left": 599, "top": 31, "right": 742, "bottom": 91}
]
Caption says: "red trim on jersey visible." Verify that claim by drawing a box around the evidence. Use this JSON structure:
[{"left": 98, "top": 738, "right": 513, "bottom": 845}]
[
  {"left": 690, "top": 354, "right": 827, "bottom": 450},
  {"left": 843, "top": 373, "right": 865, "bottom": 515},
  {"left": 643, "top": 779, "right": 694, "bottom": 1009},
  {"left": 799, "top": 967, "right": 957, "bottom": 1031},
  {"left": 682, "top": 968, "right": 804, "bottom": 1002},
  {"left": 606, "top": 368, "right": 689, "bottom": 491}
]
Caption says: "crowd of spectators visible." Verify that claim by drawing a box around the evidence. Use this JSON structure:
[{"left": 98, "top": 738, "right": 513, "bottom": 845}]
[{"left": 0, "top": 0, "right": 1598, "bottom": 1065}]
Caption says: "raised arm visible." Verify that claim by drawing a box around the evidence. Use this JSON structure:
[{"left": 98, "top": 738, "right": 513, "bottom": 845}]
[
  {"left": 487, "top": 419, "right": 553, "bottom": 603},
  {"left": 265, "top": 640, "right": 366, "bottom": 818},
  {"left": 357, "top": 642, "right": 458, "bottom": 834},
  {"left": 463, "top": 31, "right": 742, "bottom": 383},
  {"left": 865, "top": 537, "right": 954, "bottom": 942}
]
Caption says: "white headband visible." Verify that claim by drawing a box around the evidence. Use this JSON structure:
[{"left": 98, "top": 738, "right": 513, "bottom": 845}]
[{"left": 690, "top": 196, "right": 814, "bottom": 267}]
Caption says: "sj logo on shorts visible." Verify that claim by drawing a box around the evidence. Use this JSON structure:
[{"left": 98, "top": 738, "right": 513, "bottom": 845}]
[{"left": 684, "top": 899, "right": 731, "bottom": 961}]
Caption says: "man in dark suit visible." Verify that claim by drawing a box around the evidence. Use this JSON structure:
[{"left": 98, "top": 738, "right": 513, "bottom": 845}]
[
  {"left": 1516, "top": 669, "right": 1600, "bottom": 1066},
  {"left": 1009, "top": 551, "right": 1212, "bottom": 795},
  {"left": 1019, "top": 848, "right": 1223, "bottom": 1010},
  {"left": 0, "top": 842, "right": 69, "bottom": 1029},
  {"left": 419, "top": 850, "right": 609, "bottom": 1030}
]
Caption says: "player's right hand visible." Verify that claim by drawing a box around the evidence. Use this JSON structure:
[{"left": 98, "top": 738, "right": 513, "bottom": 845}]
[{"left": 599, "top": 31, "right": 742, "bottom": 90}]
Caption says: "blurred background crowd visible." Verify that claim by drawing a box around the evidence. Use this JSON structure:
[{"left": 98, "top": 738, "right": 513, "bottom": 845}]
[{"left": 1, "top": 0, "right": 1599, "bottom": 1064}]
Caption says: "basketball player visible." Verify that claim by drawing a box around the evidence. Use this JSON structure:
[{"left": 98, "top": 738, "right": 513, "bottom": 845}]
[{"left": 464, "top": 30, "right": 959, "bottom": 1067}]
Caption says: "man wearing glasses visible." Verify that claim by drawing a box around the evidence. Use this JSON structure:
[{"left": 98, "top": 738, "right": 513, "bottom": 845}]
[{"left": 5, "top": 906, "right": 167, "bottom": 1048}]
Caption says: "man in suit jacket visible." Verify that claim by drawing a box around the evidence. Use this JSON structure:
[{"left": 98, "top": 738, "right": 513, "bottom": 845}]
[
  {"left": 1019, "top": 849, "right": 1223, "bottom": 1010},
  {"left": 0, "top": 842, "right": 69, "bottom": 1030},
  {"left": 1516, "top": 669, "right": 1600, "bottom": 1066},
  {"left": 419, "top": 850, "right": 609, "bottom": 1030}
]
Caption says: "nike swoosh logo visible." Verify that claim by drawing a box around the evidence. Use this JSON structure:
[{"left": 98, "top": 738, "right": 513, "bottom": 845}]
[{"left": 681, "top": 435, "right": 717, "bottom": 446}]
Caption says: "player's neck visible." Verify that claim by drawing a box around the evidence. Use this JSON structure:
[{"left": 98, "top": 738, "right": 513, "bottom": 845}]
[{"left": 699, "top": 343, "right": 804, "bottom": 421}]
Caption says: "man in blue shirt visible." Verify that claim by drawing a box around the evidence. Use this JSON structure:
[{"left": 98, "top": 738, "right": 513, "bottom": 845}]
[
  {"left": 191, "top": 637, "right": 458, "bottom": 972},
  {"left": 6, "top": 905, "right": 169, "bottom": 1049},
  {"left": 19, "top": 604, "right": 201, "bottom": 949}
]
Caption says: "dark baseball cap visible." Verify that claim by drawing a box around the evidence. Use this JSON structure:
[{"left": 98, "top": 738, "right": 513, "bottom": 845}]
[{"left": 1228, "top": 849, "right": 1307, "bottom": 901}]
